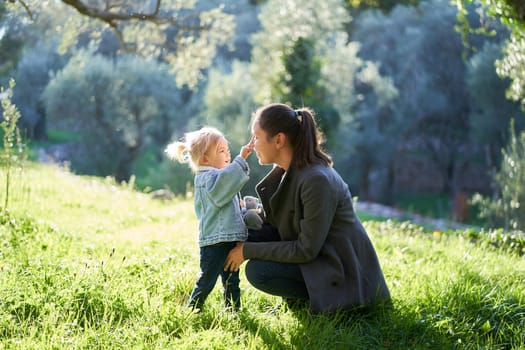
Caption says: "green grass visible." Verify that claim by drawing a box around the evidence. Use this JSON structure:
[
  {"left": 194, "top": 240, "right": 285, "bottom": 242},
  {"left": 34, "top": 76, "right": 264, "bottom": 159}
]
[
  {"left": 24, "top": 129, "right": 81, "bottom": 154},
  {"left": 43, "top": 129, "right": 81, "bottom": 144},
  {"left": 394, "top": 192, "right": 451, "bottom": 218},
  {"left": 0, "top": 163, "right": 524, "bottom": 349}
]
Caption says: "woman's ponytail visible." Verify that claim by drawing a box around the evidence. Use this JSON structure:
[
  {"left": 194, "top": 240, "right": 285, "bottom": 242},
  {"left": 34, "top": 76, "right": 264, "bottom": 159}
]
[{"left": 293, "top": 108, "right": 332, "bottom": 168}]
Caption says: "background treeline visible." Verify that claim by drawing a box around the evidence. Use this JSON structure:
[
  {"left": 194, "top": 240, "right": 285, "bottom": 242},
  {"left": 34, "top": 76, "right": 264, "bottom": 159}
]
[{"left": 1, "top": 0, "right": 525, "bottom": 225}]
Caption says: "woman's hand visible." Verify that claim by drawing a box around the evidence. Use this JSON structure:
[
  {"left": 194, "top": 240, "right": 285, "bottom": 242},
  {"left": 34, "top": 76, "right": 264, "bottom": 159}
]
[
  {"left": 224, "top": 242, "right": 245, "bottom": 272},
  {"left": 240, "top": 136, "right": 255, "bottom": 159}
]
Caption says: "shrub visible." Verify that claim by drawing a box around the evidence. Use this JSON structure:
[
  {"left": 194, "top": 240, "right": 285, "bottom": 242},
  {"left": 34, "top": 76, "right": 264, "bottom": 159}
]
[
  {"left": 0, "top": 78, "right": 27, "bottom": 211},
  {"left": 473, "top": 121, "right": 525, "bottom": 230}
]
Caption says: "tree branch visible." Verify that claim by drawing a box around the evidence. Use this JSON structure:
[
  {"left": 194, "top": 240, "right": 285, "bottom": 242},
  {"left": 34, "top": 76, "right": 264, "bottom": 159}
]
[
  {"left": 61, "top": 0, "right": 189, "bottom": 25},
  {"left": 58, "top": 0, "right": 211, "bottom": 54},
  {"left": 12, "top": 0, "right": 33, "bottom": 20}
]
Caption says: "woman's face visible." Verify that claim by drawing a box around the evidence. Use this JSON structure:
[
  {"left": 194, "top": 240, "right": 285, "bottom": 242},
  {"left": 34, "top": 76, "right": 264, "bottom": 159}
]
[{"left": 252, "top": 120, "right": 277, "bottom": 165}]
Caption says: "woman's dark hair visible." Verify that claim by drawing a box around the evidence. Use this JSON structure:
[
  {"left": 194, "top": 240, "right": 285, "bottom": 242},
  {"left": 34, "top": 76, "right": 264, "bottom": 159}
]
[{"left": 252, "top": 103, "right": 333, "bottom": 168}]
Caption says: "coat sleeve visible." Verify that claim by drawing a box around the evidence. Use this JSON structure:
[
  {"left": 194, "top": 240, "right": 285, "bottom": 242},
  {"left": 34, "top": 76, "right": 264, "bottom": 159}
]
[
  {"left": 205, "top": 156, "right": 250, "bottom": 207},
  {"left": 244, "top": 172, "right": 338, "bottom": 263}
]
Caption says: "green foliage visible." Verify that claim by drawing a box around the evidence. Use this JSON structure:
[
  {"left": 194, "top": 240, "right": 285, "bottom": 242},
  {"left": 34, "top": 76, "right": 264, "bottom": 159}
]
[
  {"left": 464, "top": 227, "right": 525, "bottom": 255},
  {"left": 279, "top": 37, "right": 340, "bottom": 145},
  {"left": 250, "top": 0, "right": 351, "bottom": 103},
  {"left": 45, "top": 129, "right": 80, "bottom": 144},
  {"left": 0, "top": 164, "right": 524, "bottom": 348},
  {"left": 280, "top": 37, "right": 321, "bottom": 100},
  {"left": 0, "top": 33, "right": 25, "bottom": 78},
  {"left": 467, "top": 41, "right": 525, "bottom": 168},
  {"left": 0, "top": 2, "right": 25, "bottom": 78},
  {"left": 203, "top": 61, "right": 256, "bottom": 144},
  {"left": 1, "top": 79, "right": 22, "bottom": 155},
  {"left": 395, "top": 192, "right": 451, "bottom": 218},
  {"left": 457, "top": 0, "right": 525, "bottom": 107},
  {"left": 6, "top": 0, "right": 236, "bottom": 89},
  {"left": 0, "top": 209, "right": 40, "bottom": 249},
  {"left": 11, "top": 42, "right": 67, "bottom": 140},
  {"left": 131, "top": 146, "right": 193, "bottom": 195},
  {"left": 42, "top": 52, "right": 185, "bottom": 182},
  {"left": 345, "top": 0, "right": 419, "bottom": 13},
  {"left": 473, "top": 121, "right": 525, "bottom": 230},
  {"left": 248, "top": 0, "right": 397, "bottom": 200},
  {"left": 351, "top": 0, "right": 502, "bottom": 197},
  {"left": 318, "top": 20, "right": 399, "bottom": 199},
  {"left": 201, "top": 60, "right": 267, "bottom": 194},
  {"left": 0, "top": 78, "right": 27, "bottom": 211},
  {"left": 497, "top": 31, "right": 525, "bottom": 107}
]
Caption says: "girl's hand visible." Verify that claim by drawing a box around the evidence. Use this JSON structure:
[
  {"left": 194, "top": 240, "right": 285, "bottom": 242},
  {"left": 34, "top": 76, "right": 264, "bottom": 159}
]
[
  {"left": 240, "top": 136, "right": 255, "bottom": 159},
  {"left": 224, "top": 242, "right": 245, "bottom": 272}
]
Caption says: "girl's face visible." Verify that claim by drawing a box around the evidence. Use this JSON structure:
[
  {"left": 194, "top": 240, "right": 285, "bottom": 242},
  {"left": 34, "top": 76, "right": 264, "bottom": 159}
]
[
  {"left": 205, "top": 138, "right": 231, "bottom": 169},
  {"left": 252, "top": 120, "right": 278, "bottom": 165}
]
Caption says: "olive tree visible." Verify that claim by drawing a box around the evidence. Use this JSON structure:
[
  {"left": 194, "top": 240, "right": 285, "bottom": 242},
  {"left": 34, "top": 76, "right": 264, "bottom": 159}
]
[
  {"left": 457, "top": 0, "right": 525, "bottom": 107},
  {"left": 466, "top": 41, "right": 525, "bottom": 171},
  {"left": 319, "top": 32, "right": 398, "bottom": 200},
  {"left": 6, "top": 0, "right": 236, "bottom": 88},
  {"left": 352, "top": 0, "right": 483, "bottom": 195},
  {"left": 249, "top": 0, "right": 351, "bottom": 104},
  {"left": 473, "top": 122, "right": 525, "bottom": 230},
  {"left": 11, "top": 42, "right": 66, "bottom": 140},
  {"left": 0, "top": 2, "right": 25, "bottom": 78},
  {"left": 455, "top": 0, "right": 525, "bottom": 228},
  {"left": 42, "top": 51, "right": 184, "bottom": 181}
]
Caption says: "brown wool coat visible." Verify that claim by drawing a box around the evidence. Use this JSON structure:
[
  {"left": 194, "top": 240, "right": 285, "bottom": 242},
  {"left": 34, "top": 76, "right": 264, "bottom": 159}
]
[{"left": 243, "top": 164, "right": 390, "bottom": 313}]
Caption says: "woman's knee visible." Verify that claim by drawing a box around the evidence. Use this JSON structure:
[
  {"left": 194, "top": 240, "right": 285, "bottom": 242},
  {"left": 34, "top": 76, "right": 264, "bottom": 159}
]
[{"left": 245, "top": 260, "right": 264, "bottom": 287}]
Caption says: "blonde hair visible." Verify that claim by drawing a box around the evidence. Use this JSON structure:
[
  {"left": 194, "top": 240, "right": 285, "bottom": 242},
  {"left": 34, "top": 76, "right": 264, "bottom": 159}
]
[{"left": 165, "top": 126, "right": 226, "bottom": 172}]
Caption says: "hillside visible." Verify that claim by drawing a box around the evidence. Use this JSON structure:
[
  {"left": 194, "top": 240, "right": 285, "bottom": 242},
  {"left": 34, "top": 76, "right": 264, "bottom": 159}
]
[{"left": 0, "top": 163, "right": 524, "bottom": 349}]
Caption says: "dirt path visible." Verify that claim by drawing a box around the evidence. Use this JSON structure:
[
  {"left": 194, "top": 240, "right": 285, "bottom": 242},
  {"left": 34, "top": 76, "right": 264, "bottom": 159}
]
[{"left": 357, "top": 201, "right": 472, "bottom": 231}]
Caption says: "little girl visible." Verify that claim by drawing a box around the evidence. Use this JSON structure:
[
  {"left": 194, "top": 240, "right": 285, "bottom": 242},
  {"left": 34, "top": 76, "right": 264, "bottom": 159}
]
[{"left": 166, "top": 126, "right": 253, "bottom": 311}]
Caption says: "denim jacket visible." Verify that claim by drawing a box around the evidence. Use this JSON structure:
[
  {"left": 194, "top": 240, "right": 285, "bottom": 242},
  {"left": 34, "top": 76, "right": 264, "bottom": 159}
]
[{"left": 194, "top": 156, "right": 250, "bottom": 247}]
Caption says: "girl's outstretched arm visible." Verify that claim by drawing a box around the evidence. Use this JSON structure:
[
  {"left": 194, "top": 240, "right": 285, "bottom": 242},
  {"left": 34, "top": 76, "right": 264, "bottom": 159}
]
[{"left": 240, "top": 136, "right": 255, "bottom": 159}]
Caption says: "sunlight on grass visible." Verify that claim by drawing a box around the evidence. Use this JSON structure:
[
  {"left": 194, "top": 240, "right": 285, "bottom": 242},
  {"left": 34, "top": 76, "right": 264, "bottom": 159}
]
[
  {"left": 4, "top": 163, "right": 197, "bottom": 242},
  {"left": 1, "top": 163, "right": 524, "bottom": 349}
]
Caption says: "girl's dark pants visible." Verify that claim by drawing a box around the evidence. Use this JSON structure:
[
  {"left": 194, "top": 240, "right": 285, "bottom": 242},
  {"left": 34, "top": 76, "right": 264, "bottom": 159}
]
[{"left": 188, "top": 241, "right": 240, "bottom": 310}]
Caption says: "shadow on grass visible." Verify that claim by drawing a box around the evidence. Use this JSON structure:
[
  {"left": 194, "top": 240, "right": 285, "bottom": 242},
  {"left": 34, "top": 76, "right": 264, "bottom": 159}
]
[
  {"left": 275, "top": 269, "right": 525, "bottom": 349},
  {"left": 297, "top": 302, "right": 457, "bottom": 349},
  {"left": 236, "top": 300, "right": 456, "bottom": 350},
  {"left": 236, "top": 304, "right": 291, "bottom": 349}
]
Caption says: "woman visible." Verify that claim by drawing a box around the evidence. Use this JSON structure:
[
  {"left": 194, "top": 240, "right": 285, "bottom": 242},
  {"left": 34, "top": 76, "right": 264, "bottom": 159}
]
[{"left": 224, "top": 103, "right": 390, "bottom": 313}]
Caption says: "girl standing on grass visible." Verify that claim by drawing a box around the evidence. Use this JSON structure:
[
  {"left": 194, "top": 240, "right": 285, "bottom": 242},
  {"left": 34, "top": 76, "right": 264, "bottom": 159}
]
[{"left": 166, "top": 126, "right": 254, "bottom": 311}]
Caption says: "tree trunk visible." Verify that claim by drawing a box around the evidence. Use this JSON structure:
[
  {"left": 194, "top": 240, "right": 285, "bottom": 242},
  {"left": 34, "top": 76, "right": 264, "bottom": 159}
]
[
  {"left": 384, "top": 158, "right": 395, "bottom": 205},
  {"left": 114, "top": 144, "right": 139, "bottom": 183},
  {"left": 359, "top": 159, "right": 371, "bottom": 201}
]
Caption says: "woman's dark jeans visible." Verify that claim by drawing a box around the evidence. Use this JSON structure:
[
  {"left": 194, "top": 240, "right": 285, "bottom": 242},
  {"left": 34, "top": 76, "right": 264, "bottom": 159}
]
[
  {"left": 188, "top": 241, "right": 240, "bottom": 310},
  {"left": 245, "top": 224, "right": 309, "bottom": 300}
]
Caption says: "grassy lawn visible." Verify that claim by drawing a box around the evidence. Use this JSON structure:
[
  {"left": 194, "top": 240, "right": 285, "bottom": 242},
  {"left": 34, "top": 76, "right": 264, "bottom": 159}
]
[{"left": 0, "top": 163, "right": 524, "bottom": 349}]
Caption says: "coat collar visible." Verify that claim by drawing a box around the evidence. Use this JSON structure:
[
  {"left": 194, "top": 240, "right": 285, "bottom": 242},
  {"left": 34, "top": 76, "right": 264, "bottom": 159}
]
[
  {"left": 256, "top": 165, "right": 299, "bottom": 223},
  {"left": 256, "top": 165, "right": 286, "bottom": 196}
]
